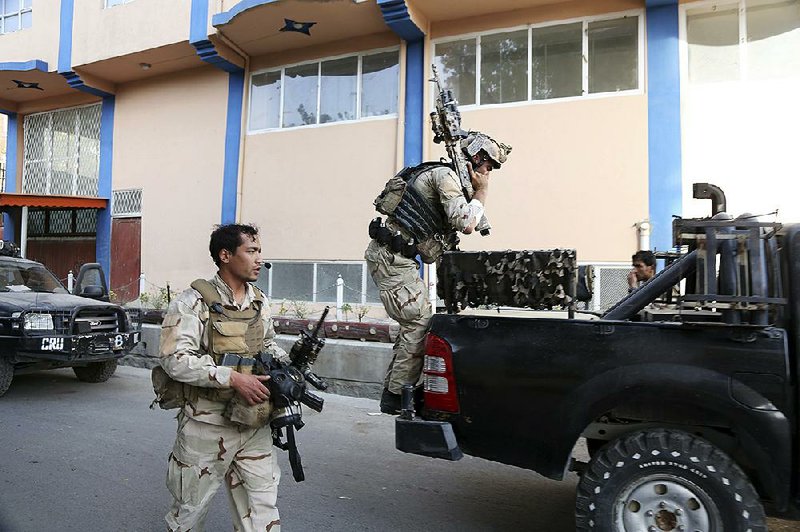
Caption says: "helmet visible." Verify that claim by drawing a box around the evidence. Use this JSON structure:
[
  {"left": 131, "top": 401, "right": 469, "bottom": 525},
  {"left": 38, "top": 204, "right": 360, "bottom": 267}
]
[{"left": 461, "top": 132, "right": 512, "bottom": 169}]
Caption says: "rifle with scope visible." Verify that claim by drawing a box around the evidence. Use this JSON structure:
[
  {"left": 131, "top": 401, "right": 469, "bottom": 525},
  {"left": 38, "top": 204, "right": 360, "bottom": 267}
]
[{"left": 429, "top": 64, "right": 491, "bottom": 236}]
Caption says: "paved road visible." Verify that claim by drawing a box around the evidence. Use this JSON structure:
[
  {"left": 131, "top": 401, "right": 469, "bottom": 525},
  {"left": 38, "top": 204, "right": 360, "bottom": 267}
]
[{"left": 0, "top": 367, "right": 796, "bottom": 531}]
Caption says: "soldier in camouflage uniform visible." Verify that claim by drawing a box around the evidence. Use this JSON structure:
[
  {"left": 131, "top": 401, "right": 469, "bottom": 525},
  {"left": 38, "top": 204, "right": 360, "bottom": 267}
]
[
  {"left": 366, "top": 132, "right": 511, "bottom": 414},
  {"left": 160, "top": 224, "right": 288, "bottom": 532}
]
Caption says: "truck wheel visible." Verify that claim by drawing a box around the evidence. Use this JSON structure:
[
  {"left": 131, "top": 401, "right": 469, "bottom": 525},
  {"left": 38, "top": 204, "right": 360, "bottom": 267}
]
[
  {"left": 0, "top": 357, "right": 13, "bottom": 397},
  {"left": 73, "top": 360, "right": 118, "bottom": 383},
  {"left": 576, "top": 429, "right": 765, "bottom": 532}
]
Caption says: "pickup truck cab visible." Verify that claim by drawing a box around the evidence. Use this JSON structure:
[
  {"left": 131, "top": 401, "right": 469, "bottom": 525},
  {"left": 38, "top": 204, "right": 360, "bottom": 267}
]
[
  {"left": 397, "top": 189, "right": 798, "bottom": 531},
  {"left": 0, "top": 242, "right": 141, "bottom": 397}
]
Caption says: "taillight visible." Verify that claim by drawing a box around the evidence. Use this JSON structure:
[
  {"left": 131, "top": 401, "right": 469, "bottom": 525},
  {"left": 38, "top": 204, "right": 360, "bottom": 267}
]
[{"left": 422, "top": 333, "right": 459, "bottom": 412}]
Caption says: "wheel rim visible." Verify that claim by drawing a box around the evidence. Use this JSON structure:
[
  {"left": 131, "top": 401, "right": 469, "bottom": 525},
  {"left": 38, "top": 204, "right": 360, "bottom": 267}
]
[{"left": 614, "top": 473, "right": 722, "bottom": 532}]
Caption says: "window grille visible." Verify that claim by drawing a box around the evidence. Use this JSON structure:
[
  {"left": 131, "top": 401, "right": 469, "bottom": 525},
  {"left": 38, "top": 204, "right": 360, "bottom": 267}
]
[
  {"left": 27, "top": 209, "right": 97, "bottom": 237},
  {"left": 22, "top": 104, "right": 102, "bottom": 197},
  {"left": 256, "top": 261, "right": 381, "bottom": 304},
  {"left": 1, "top": 0, "right": 31, "bottom": 35},
  {"left": 112, "top": 188, "right": 142, "bottom": 217},
  {"left": 585, "top": 264, "right": 631, "bottom": 312}
]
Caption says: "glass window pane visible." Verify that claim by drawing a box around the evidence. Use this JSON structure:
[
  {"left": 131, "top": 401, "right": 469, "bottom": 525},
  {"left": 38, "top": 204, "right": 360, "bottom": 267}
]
[
  {"left": 270, "top": 262, "right": 314, "bottom": 300},
  {"left": 316, "top": 263, "right": 363, "bottom": 304},
  {"left": 480, "top": 29, "right": 528, "bottom": 104},
  {"left": 320, "top": 56, "right": 357, "bottom": 124},
  {"left": 532, "top": 23, "right": 582, "bottom": 100},
  {"left": 4, "top": 14, "right": 18, "bottom": 32},
  {"left": 23, "top": 0, "right": 32, "bottom": 8},
  {"left": 5, "top": 0, "right": 19, "bottom": 14},
  {"left": 747, "top": 0, "right": 800, "bottom": 80},
  {"left": 283, "top": 63, "right": 318, "bottom": 128},
  {"left": 434, "top": 39, "right": 477, "bottom": 105},
  {"left": 250, "top": 71, "right": 281, "bottom": 130},
  {"left": 588, "top": 17, "right": 639, "bottom": 93},
  {"left": 361, "top": 50, "right": 399, "bottom": 117},
  {"left": 21, "top": 9, "right": 30, "bottom": 29},
  {"left": 687, "top": 6, "right": 740, "bottom": 83}
]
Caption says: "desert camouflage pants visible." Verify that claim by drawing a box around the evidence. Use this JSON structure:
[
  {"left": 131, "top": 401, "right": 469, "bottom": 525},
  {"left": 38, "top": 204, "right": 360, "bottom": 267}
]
[
  {"left": 165, "top": 414, "right": 281, "bottom": 532},
  {"left": 365, "top": 240, "right": 433, "bottom": 394}
]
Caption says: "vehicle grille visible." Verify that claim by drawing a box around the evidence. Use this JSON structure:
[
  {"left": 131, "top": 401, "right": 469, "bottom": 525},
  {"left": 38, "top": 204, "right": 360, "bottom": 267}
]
[{"left": 73, "top": 309, "right": 120, "bottom": 334}]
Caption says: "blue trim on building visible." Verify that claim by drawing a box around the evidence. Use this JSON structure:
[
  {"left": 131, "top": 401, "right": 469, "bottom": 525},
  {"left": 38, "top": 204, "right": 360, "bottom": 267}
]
[
  {"left": 191, "top": 0, "right": 243, "bottom": 73},
  {"left": 60, "top": 71, "right": 114, "bottom": 98},
  {"left": 58, "top": 0, "right": 74, "bottom": 73},
  {"left": 3, "top": 113, "right": 18, "bottom": 240},
  {"left": 377, "top": 0, "right": 424, "bottom": 41},
  {"left": 404, "top": 39, "right": 424, "bottom": 166},
  {"left": 96, "top": 96, "right": 115, "bottom": 284},
  {"left": 377, "top": 0, "right": 425, "bottom": 166},
  {"left": 646, "top": 2, "right": 682, "bottom": 252},
  {"left": 212, "top": 0, "right": 280, "bottom": 27},
  {"left": 0, "top": 60, "right": 48, "bottom": 73},
  {"left": 221, "top": 72, "right": 244, "bottom": 224}
]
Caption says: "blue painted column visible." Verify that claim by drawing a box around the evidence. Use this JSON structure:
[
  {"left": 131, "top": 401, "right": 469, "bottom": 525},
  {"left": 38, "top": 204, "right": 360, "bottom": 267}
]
[
  {"left": 646, "top": 0, "right": 683, "bottom": 252},
  {"left": 192, "top": 0, "right": 245, "bottom": 223},
  {"left": 404, "top": 39, "right": 424, "bottom": 167},
  {"left": 3, "top": 112, "right": 17, "bottom": 240},
  {"left": 96, "top": 96, "right": 115, "bottom": 282}
]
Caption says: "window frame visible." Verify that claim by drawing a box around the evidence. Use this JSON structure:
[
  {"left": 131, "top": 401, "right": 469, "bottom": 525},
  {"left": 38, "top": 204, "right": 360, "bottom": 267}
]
[
  {"left": 262, "top": 260, "right": 381, "bottom": 305},
  {"left": 678, "top": 0, "right": 800, "bottom": 84},
  {"left": 105, "top": 0, "right": 134, "bottom": 7},
  {"left": 247, "top": 46, "right": 401, "bottom": 134},
  {"left": 431, "top": 9, "right": 645, "bottom": 109},
  {"left": 0, "top": 0, "right": 32, "bottom": 35}
]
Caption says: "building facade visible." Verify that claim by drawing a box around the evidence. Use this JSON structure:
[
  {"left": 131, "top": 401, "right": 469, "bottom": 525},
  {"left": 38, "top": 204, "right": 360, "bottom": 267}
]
[{"left": 0, "top": 0, "right": 797, "bottom": 307}]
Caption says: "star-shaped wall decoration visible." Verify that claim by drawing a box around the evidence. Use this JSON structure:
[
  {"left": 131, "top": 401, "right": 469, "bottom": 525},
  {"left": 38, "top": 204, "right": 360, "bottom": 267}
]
[
  {"left": 279, "top": 18, "right": 316, "bottom": 36},
  {"left": 12, "top": 79, "right": 43, "bottom": 91}
]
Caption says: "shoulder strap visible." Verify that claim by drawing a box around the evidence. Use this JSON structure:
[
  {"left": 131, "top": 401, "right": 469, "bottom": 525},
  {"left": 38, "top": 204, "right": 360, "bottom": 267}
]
[
  {"left": 190, "top": 279, "right": 222, "bottom": 311},
  {"left": 396, "top": 161, "right": 450, "bottom": 182}
]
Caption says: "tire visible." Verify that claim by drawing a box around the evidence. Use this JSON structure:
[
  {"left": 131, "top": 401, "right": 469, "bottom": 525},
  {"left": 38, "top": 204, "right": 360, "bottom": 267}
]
[
  {"left": 73, "top": 360, "right": 118, "bottom": 383},
  {"left": 0, "top": 357, "right": 13, "bottom": 397},
  {"left": 576, "top": 429, "right": 766, "bottom": 532}
]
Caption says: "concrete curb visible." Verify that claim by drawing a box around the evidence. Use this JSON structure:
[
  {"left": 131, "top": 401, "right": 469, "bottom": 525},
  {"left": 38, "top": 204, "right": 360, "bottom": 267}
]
[{"left": 120, "top": 324, "right": 393, "bottom": 400}]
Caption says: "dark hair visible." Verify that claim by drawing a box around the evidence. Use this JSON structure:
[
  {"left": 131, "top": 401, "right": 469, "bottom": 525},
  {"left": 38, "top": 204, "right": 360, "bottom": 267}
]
[
  {"left": 632, "top": 250, "right": 656, "bottom": 267},
  {"left": 209, "top": 224, "right": 259, "bottom": 266}
]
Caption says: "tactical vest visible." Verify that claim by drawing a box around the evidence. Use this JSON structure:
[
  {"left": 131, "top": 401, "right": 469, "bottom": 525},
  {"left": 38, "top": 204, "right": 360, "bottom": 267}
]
[
  {"left": 191, "top": 279, "right": 265, "bottom": 402},
  {"left": 375, "top": 162, "right": 453, "bottom": 243}
]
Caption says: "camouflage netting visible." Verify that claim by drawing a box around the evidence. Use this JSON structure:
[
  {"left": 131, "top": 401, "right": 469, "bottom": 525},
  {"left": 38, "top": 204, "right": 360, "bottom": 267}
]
[{"left": 437, "top": 249, "right": 577, "bottom": 312}]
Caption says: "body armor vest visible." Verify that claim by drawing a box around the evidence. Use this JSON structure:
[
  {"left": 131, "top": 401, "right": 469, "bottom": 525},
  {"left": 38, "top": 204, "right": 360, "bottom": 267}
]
[
  {"left": 376, "top": 162, "right": 454, "bottom": 243},
  {"left": 191, "top": 279, "right": 264, "bottom": 402}
]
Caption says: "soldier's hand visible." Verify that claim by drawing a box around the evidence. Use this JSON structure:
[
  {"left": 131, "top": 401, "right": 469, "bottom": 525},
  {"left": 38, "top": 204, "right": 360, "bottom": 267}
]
[
  {"left": 468, "top": 162, "right": 490, "bottom": 191},
  {"left": 230, "top": 372, "right": 271, "bottom": 405},
  {"left": 627, "top": 269, "right": 638, "bottom": 289}
]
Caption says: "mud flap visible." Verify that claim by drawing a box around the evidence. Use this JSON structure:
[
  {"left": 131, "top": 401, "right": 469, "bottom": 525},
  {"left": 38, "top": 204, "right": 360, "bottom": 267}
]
[{"left": 395, "top": 418, "right": 463, "bottom": 460}]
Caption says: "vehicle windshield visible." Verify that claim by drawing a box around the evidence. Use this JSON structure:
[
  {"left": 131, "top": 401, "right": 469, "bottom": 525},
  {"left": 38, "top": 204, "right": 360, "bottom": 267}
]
[{"left": 0, "top": 261, "right": 68, "bottom": 294}]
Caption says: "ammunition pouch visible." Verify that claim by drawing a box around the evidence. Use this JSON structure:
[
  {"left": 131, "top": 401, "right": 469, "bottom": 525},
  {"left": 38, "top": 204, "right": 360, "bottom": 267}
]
[
  {"left": 369, "top": 217, "right": 418, "bottom": 259},
  {"left": 373, "top": 176, "right": 407, "bottom": 216},
  {"left": 224, "top": 393, "right": 274, "bottom": 428},
  {"left": 150, "top": 365, "right": 190, "bottom": 410}
]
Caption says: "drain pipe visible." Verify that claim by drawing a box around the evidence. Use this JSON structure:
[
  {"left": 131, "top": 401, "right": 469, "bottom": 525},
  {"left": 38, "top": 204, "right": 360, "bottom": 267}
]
[{"left": 636, "top": 220, "right": 651, "bottom": 251}]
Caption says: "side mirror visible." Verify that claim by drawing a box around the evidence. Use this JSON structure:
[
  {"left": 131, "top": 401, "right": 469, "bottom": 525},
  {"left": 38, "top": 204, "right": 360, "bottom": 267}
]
[
  {"left": 79, "top": 285, "right": 105, "bottom": 299},
  {"left": 74, "top": 263, "right": 109, "bottom": 302}
]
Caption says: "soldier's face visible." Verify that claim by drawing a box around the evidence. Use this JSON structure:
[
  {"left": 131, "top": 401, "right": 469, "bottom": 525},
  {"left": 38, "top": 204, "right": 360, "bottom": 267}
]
[
  {"left": 632, "top": 260, "right": 655, "bottom": 282},
  {"left": 471, "top": 154, "right": 493, "bottom": 176},
  {"left": 223, "top": 234, "right": 263, "bottom": 282}
]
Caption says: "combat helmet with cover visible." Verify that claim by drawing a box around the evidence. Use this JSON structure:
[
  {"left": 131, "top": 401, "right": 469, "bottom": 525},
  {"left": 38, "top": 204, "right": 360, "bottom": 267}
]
[{"left": 461, "top": 131, "right": 512, "bottom": 169}]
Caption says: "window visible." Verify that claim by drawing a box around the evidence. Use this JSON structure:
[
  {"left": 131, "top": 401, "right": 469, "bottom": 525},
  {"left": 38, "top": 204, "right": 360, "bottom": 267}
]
[
  {"left": 1, "top": 0, "right": 32, "bottom": 35},
  {"left": 22, "top": 104, "right": 102, "bottom": 197},
  {"left": 434, "top": 12, "right": 641, "bottom": 106},
  {"left": 248, "top": 49, "right": 400, "bottom": 131},
  {"left": 112, "top": 188, "right": 143, "bottom": 218},
  {"left": 106, "top": 0, "right": 134, "bottom": 7},
  {"left": 687, "top": 0, "right": 800, "bottom": 83},
  {"left": 256, "top": 261, "right": 380, "bottom": 304},
  {"left": 28, "top": 209, "right": 97, "bottom": 237}
]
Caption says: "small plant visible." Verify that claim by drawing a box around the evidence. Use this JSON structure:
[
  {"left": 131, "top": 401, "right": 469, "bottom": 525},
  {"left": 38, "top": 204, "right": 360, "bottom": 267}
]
[
  {"left": 356, "top": 304, "right": 370, "bottom": 322},
  {"left": 108, "top": 289, "right": 117, "bottom": 303},
  {"left": 154, "top": 286, "right": 176, "bottom": 310},
  {"left": 341, "top": 303, "right": 353, "bottom": 322},
  {"left": 139, "top": 292, "right": 151, "bottom": 307},
  {"left": 276, "top": 299, "right": 290, "bottom": 316},
  {"left": 291, "top": 300, "right": 310, "bottom": 319}
]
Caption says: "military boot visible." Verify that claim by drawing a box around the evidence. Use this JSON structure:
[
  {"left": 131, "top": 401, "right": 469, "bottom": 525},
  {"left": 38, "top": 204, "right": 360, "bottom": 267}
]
[{"left": 380, "top": 388, "right": 401, "bottom": 415}]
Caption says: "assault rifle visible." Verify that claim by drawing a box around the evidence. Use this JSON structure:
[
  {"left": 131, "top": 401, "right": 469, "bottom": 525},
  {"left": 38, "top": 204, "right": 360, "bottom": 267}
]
[
  {"left": 429, "top": 64, "right": 491, "bottom": 236},
  {"left": 288, "top": 305, "right": 330, "bottom": 391}
]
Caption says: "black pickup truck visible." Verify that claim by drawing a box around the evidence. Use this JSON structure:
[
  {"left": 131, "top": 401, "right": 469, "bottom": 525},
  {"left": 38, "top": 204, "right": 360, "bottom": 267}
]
[
  {"left": 0, "top": 243, "right": 141, "bottom": 397},
  {"left": 397, "top": 189, "right": 799, "bottom": 531}
]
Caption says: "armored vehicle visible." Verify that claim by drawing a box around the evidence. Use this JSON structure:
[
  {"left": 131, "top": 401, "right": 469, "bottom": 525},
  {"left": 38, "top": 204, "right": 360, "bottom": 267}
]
[{"left": 0, "top": 242, "right": 141, "bottom": 397}]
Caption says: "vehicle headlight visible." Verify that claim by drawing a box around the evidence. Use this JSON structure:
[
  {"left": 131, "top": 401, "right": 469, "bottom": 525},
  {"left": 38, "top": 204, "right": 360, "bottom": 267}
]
[{"left": 24, "top": 313, "right": 54, "bottom": 331}]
